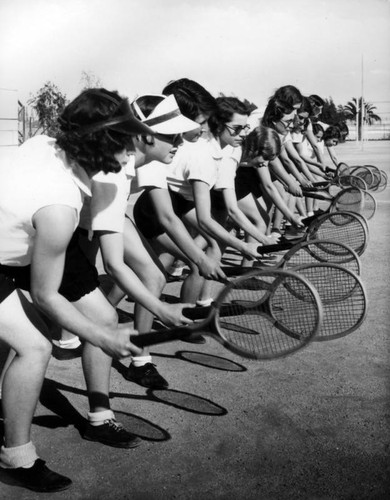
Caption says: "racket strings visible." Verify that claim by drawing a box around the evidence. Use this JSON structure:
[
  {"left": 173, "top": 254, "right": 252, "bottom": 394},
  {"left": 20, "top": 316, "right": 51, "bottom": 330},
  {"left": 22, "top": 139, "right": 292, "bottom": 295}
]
[
  {"left": 283, "top": 243, "right": 360, "bottom": 275},
  {"left": 308, "top": 214, "right": 367, "bottom": 255},
  {"left": 293, "top": 265, "right": 366, "bottom": 341},
  {"left": 216, "top": 274, "right": 321, "bottom": 359}
]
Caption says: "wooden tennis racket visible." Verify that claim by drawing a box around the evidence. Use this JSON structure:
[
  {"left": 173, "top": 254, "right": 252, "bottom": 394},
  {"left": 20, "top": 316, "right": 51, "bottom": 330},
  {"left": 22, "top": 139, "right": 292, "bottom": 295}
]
[{"left": 132, "top": 268, "right": 323, "bottom": 360}]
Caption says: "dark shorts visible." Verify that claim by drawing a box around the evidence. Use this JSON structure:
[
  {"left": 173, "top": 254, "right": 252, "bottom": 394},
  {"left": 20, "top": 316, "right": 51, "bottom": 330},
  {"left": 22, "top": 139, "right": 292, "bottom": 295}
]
[
  {"left": 0, "top": 229, "right": 99, "bottom": 303},
  {"left": 235, "top": 167, "right": 263, "bottom": 200},
  {"left": 210, "top": 189, "right": 226, "bottom": 211},
  {"left": 134, "top": 189, "right": 195, "bottom": 239}
]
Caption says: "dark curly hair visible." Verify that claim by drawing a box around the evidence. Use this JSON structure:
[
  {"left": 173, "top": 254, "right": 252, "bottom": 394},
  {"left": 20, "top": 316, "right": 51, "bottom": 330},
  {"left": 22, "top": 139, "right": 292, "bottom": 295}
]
[
  {"left": 56, "top": 88, "right": 134, "bottom": 175},
  {"left": 162, "top": 78, "right": 217, "bottom": 121},
  {"left": 261, "top": 98, "right": 295, "bottom": 128},
  {"left": 241, "top": 126, "right": 281, "bottom": 164},
  {"left": 323, "top": 125, "right": 342, "bottom": 142},
  {"left": 208, "top": 96, "right": 252, "bottom": 137},
  {"left": 272, "top": 85, "right": 302, "bottom": 107}
]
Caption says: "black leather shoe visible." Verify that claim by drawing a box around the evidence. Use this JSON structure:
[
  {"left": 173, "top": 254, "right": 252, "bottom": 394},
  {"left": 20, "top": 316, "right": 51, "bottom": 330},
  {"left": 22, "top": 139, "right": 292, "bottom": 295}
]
[
  {"left": 83, "top": 419, "right": 142, "bottom": 448},
  {"left": 4, "top": 459, "right": 72, "bottom": 492},
  {"left": 125, "top": 363, "right": 169, "bottom": 389}
]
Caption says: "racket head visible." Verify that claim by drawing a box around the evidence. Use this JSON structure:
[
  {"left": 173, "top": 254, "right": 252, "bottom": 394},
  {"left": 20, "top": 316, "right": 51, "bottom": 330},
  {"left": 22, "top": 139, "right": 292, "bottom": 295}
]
[
  {"left": 361, "top": 190, "right": 377, "bottom": 220},
  {"left": 338, "top": 174, "right": 367, "bottom": 191},
  {"left": 363, "top": 164, "right": 382, "bottom": 191},
  {"left": 292, "top": 263, "right": 367, "bottom": 341},
  {"left": 306, "top": 211, "right": 369, "bottom": 256},
  {"left": 280, "top": 239, "right": 361, "bottom": 275},
  {"left": 329, "top": 187, "right": 364, "bottom": 215},
  {"left": 376, "top": 170, "right": 388, "bottom": 192},
  {"left": 211, "top": 268, "right": 323, "bottom": 360},
  {"left": 336, "top": 162, "right": 350, "bottom": 177}
]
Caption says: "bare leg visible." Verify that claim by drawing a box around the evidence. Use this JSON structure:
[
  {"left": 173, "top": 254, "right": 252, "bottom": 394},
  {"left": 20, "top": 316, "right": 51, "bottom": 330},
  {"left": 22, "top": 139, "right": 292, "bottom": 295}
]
[
  {"left": 0, "top": 291, "right": 52, "bottom": 447},
  {"left": 72, "top": 288, "right": 118, "bottom": 412}
]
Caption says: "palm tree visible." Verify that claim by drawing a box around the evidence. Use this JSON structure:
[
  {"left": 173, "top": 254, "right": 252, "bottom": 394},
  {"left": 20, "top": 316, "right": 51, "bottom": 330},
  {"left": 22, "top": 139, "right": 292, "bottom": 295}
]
[{"left": 343, "top": 97, "right": 381, "bottom": 140}]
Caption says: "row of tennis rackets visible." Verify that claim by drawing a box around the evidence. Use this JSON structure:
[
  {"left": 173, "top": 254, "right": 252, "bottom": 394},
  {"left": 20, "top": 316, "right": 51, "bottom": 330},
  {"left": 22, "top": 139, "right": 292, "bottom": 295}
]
[{"left": 133, "top": 210, "right": 371, "bottom": 362}]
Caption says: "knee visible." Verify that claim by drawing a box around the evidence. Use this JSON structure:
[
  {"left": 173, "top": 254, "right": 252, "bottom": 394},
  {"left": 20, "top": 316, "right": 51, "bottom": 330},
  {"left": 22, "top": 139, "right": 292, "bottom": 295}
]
[
  {"left": 99, "top": 305, "right": 118, "bottom": 330},
  {"left": 26, "top": 335, "right": 52, "bottom": 362},
  {"left": 142, "top": 269, "right": 166, "bottom": 295}
]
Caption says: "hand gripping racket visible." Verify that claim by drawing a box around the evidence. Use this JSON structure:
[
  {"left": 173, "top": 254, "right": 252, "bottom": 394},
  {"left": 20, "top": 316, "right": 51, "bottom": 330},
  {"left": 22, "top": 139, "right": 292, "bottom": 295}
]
[
  {"left": 258, "top": 211, "right": 369, "bottom": 257},
  {"left": 291, "top": 263, "right": 367, "bottom": 341},
  {"left": 302, "top": 186, "right": 373, "bottom": 219},
  {"left": 222, "top": 239, "right": 361, "bottom": 277},
  {"left": 132, "top": 268, "right": 323, "bottom": 360}
]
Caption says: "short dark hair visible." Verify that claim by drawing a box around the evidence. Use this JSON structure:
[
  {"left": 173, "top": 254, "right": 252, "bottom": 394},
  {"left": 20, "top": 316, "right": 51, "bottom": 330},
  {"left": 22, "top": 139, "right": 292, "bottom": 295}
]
[
  {"left": 312, "top": 122, "right": 325, "bottom": 136},
  {"left": 241, "top": 126, "right": 281, "bottom": 163},
  {"left": 56, "top": 88, "right": 135, "bottom": 175},
  {"left": 323, "top": 125, "right": 342, "bottom": 142},
  {"left": 308, "top": 94, "right": 325, "bottom": 107},
  {"left": 209, "top": 96, "right": 252, "bottom": 136},
  {"left": 131, "top": 95, "right": 165, "bottom": 120},
  {"left": 261, "top": 98, "right": 295, "bottom": 128},
  {"left": 272, "top": 85, "right": 302, "bottom": 107},
  {"left": 162, "top": 78, "right": 217, "bottom": 121}
]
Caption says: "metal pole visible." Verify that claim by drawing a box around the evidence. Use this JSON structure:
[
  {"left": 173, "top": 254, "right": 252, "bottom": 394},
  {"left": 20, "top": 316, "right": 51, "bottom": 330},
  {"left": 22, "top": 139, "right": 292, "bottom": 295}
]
[{"left": 360, "top": 54, "right": 364, "bottom": 150}]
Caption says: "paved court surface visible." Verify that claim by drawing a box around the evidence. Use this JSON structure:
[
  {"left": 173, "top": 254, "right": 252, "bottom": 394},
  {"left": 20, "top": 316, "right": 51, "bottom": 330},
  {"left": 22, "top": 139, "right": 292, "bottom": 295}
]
[{"left": 0, "top": 141, "right": 389, "bottom": 499}]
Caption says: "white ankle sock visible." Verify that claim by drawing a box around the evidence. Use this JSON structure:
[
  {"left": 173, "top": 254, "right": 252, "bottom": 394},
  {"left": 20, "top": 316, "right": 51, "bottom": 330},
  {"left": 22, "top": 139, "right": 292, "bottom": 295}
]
[
  {"left": 59, "top": 337, "right": 81, "bottom": 349},
  {"left": 87, "top": 409, "right": 115, "bottom": 426},
  {"left": 0, "top": 441, "right": 38, "bottom": 469},
  {"left": 196, "top": 298, "right": 213, "bottom": 307},
  {"left": 131, "top": 355, "right": 152, "bottom": 368}
]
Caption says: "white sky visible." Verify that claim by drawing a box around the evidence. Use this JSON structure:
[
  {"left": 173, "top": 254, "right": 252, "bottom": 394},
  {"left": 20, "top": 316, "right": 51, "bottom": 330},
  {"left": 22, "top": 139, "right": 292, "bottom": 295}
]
[{"left": 1, "top": 0, "right": 390, "bottom": 115}]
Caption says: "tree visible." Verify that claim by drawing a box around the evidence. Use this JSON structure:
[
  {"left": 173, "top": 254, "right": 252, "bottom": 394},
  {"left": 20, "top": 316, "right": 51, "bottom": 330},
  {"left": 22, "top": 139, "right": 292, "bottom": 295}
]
[
  {"left": 80, "top": 70, "right": 102, "bottom": 90},
  {"left": 28, "top": 81, "right": 67, "bottom": 137},
  {"left": 343, "top": 97, "right": 381, "bottom": 140},
  {"left": 321, "top": 97, "right": 348, "bottom": 125}
]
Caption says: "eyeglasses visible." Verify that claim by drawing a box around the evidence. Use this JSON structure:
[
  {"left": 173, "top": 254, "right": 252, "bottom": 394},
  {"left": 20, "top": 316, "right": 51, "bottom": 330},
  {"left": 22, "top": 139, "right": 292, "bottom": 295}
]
[
  {"left": 297, "top": 114, "right": 308, "bottom": 122},
  {"left": 225, "top": 124, "right": 251, "bottom": 136},
  {"left": 279, "top": 118, "right": 295, "bottom": 128},
  {"left": 155, "top": 133, "right": 182, "bottom": 145}
]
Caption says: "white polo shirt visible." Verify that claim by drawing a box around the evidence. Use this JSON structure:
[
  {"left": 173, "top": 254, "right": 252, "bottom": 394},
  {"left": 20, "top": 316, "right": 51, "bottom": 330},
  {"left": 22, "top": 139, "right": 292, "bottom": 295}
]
[
  {"left": 167, "top": 137, "right": 220, "bottom": 201},
  {"left": 213, "top": 144, "right": 242, "bottom": 190},
  {"left": 0, "top": 135, "right": 91, "bottom": 266},
  {"left": 79, "top": 156, "right": 135, "bottom": 233},
  {"left": 133, "top": 160, "right": 171, "bottom": 191}
]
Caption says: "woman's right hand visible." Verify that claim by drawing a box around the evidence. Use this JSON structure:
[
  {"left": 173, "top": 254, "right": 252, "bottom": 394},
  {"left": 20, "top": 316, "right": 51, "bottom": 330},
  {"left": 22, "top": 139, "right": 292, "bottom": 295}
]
[
  {"left": 287, "top": 182, "right": 303, "bottom": 197},
  {"left": 99, "top": 323, "right": 143, "bottom": 359},
  {"left": 197, "top": 254, "right": 226, "bottom": 281}
]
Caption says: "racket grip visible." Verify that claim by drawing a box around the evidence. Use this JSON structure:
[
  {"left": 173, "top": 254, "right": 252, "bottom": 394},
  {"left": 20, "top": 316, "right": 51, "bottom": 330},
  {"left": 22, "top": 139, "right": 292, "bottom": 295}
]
[
  {"left": 302, "top": 190, "right": 332, "bottom": 201},
  {"left": 257, "top": 241, "right": 294, "bottom": 254},
  {"left": 132, "top": 326, "right": 197, "bottom": 348},
  {"left": 182, "top": 306, "right": 211, "bottom": 320}
]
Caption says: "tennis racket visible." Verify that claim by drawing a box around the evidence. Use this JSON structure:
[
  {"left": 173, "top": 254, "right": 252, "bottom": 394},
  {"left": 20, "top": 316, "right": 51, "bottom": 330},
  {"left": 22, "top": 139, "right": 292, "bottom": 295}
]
[
  {"left": 292, "top": 263, "right": 367, "bottom": 341},
  {"left": 222, "top": 239, "right": 361, "bottom": 277},
  {"left": 132, "top": 268, "right": 323, "bottom": 360},
  {"left": 258, "top": 211, "right": 369, "bottom": 256}
]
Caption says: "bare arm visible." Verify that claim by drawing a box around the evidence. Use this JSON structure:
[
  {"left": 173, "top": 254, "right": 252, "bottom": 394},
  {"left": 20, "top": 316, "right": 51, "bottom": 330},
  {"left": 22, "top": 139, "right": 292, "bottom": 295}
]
[
  {"left": 284, "top": 140, "right": 315, "bottom": 184},
  {"left": 147, "top": 187, "right": 224, "bottom": 279},
  {"left": 191, "top": 180, "right": 261, "bottom": 259},
  {"left": 268, "top": 156, "right": 303, "bottom": 197},
  {"left": 30, "top": 205, "right": 141, "bottom": 358},
  {"left": 305, "top": 127, "right": 326, "bottom": 167},
  {"left": 98, "top": 230, "right": 193, "bottom": 326},
  {"left": 255, "top": 166, "right": 302, "bottom": 226},
  {"left": 221, "top": 188, "right": 275, "bottom": 245}
]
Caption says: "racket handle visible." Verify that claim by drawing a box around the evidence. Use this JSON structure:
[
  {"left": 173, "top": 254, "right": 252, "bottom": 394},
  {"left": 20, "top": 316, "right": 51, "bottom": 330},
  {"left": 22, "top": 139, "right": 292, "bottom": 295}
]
[
  {"left": 182, "top": 305, "right": 211, "bottom": 320},
  {"left": 132, "top": 325, "right": 198, "bottom": 348},
  {"left": 302, "top": 190, "right": 332, "bottom": 201},
  {"left": 257, "top": 241, "right": 295, "bottom": 254}
]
